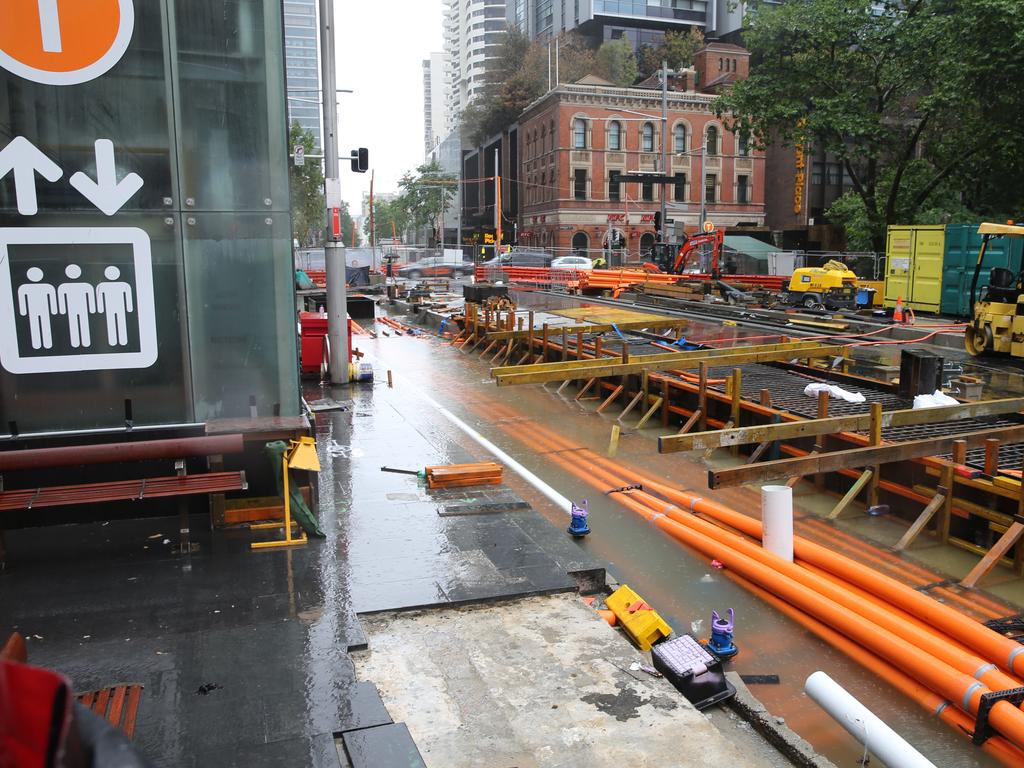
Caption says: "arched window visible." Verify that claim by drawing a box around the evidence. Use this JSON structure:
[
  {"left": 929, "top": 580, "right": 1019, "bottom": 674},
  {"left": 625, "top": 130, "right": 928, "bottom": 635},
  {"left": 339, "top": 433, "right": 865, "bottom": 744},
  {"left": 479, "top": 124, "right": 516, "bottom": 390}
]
[
  {"left": 705, "top": 125, "right": 719, "bottom": 156},
  {"left": 737, "top": 131, "right": 749, "bottom": 157},
  {"left": 540, "top": 125, "right": 547, "bottom": 154},
  {"left": 572, "top": 232, "right": 589, "bottom": 256},
  {"left": 608, "top": 120, "right": 622, "bottom": 151},
  {"left": 573, "top": 118, "right": 587, "bottom": 149},
  {"left": 718, "top": 57, "right": 723, "bottom": 71},
  {"left": 673, "top": 124, "right": 687, "bottom": 153},
  {"left": 642, "top": 122, "right": 655, "bottom": 153},
  {"left": 640, "top": 232, "right": 656, "bottom": 257}
]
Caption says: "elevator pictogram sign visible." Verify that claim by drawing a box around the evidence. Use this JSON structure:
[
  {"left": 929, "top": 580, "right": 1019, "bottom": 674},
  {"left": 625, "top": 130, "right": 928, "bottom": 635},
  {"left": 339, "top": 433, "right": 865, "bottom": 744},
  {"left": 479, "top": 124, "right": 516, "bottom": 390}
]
[{"left": 0, "top": 0, "right": 135, "bottom": 86}]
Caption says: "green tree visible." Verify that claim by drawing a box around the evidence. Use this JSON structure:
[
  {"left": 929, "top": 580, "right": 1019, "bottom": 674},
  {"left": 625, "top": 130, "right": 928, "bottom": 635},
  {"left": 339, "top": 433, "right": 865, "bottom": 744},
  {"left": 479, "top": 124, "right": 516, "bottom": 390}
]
[
  {"left": 461, "top": 29, "right": 596, "bottom": 146},
  {"left": 396, "top": 160, "right": 458, "bottom": 244},
  {"left": 660, "top": 28, "right": 704, "bottom": 72},
  {"left": 594, "top": 38, "right": 638, "bottom": 87},
  {"left": 287, "top": 122, "right": 325, "bottom": 246},
  {"left": 716, "top": 0, "right": 1024, "bottom": 252},
  {"left": 364, "top": 197, "right": 409, "bottom": 244}
]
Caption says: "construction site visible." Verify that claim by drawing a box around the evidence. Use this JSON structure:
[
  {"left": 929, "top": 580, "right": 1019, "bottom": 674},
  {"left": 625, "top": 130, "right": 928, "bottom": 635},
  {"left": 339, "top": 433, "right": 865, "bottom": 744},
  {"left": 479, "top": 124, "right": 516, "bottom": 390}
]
[{"left": 6, "top": 0, "right": 1024, "bottom": 764}]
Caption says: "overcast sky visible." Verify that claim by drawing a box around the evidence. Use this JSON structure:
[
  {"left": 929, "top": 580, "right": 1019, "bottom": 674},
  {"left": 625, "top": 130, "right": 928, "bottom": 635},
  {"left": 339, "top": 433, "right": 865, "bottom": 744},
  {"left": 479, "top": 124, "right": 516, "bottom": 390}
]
[{"left": 335, "top": 0, "right": 444, "bottom": 216}]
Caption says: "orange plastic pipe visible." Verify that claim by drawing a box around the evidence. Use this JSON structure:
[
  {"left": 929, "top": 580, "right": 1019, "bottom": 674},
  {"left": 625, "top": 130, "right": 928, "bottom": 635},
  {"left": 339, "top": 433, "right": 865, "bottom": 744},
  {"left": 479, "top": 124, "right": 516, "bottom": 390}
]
[
  {"left": 545, "top": 448, "right": 1024, "bottom": 701},
  {"left": 727, "top": 571, "right": 1024, "bottom": 768},
  {"left": 499, "top": 422, "right": 1024, "bottom": 747}
]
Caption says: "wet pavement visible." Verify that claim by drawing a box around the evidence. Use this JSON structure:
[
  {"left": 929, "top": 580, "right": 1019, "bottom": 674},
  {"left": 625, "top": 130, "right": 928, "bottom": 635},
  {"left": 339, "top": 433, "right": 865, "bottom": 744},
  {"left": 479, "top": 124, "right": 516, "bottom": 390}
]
[{"left": 0, "top": 334, "right": 605, "bottom": 766}]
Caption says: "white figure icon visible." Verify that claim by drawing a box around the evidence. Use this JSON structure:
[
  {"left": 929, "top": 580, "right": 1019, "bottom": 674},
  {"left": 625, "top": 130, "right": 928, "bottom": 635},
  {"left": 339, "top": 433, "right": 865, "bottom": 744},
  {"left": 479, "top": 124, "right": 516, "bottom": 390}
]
[
  {"left": 96, "top": 266, "right": 134, "bottom": 346},
  {"left": 57, "top": 264, "right": 96, "bottom": 348},
  {"left": 17, "top": 267, "right": 57, "bottom": 350}
]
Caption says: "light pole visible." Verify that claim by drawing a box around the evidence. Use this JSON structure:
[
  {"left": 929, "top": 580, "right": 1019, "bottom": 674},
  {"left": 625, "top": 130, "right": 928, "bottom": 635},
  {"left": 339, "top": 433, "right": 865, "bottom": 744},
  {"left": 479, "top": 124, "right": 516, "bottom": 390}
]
[
  {"left": 319, "top": 0, "right": 347, "bottom": 383},
  {"left": 660, "top": 60, "right": 670, "bottom": 247}
]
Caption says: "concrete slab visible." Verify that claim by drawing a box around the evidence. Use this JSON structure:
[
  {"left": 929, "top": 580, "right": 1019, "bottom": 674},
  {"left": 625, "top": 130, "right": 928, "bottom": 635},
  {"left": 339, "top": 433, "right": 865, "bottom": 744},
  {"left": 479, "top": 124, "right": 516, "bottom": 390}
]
[{"left": 353, "top": 593, "right": 771, "bottom": 768}]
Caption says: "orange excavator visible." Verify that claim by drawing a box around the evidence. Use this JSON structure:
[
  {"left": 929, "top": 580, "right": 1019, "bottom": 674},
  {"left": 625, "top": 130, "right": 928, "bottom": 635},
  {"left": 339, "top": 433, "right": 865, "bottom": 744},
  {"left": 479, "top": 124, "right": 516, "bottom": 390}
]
[{"left": 647, "top": 228, "right": 726, "bottom": 278}]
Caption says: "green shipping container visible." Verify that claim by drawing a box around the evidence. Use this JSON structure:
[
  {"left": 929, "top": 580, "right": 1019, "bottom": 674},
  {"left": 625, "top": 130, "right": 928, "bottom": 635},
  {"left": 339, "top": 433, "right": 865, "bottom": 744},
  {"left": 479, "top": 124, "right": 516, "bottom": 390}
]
[{"left": 940, "top": 224, "right": 1024, "bottom": 317}]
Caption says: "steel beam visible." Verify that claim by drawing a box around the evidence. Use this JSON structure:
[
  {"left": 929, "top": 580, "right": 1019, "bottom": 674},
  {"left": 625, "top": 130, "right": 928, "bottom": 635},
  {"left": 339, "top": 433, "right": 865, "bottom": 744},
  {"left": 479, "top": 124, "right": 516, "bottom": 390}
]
[
  {"left": 660, "top": 397, "right": 1024, "bottom": 453},
  {"left": 494, "top": 342, "right": 846, "bottom": 387},
  {"left": 0, "top": 434, "right": 245, "bottom": 472},
  {"left": 708, "top": 424, "right": 1024, "bottom": 489}
]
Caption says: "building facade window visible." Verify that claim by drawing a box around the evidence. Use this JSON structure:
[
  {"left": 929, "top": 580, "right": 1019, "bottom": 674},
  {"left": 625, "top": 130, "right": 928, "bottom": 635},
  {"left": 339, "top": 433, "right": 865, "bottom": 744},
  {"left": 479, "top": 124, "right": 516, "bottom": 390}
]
[
  {"left": 705, "top": 173, "right": 717, "bottom": 203},
  {"left": 738, "top": 132, "right": 749, "bottom": 157},
  {"left": 673, "top": 124, "right": 686, "bottom": 153},
  {"left": 573, "top": 118, "right": 587, "bottom": 149},
  {"left": 705, "top": 126, "right": 719, "bottom": 156},
  {"left": 642, "top": 122, "right": 655, "bottom": 153},
  {"left": 737, "top": 175, "right": 750, "bottom": 204},
  {"left": 642, "top": 179, "right": 654, "bottom": 202},
  {"left": 572, "top": 231, "right": 589, "bottom": 256},
  {"left": 574, "top": 168, "right": 587, "bottom": 200},
  {"left": 608, "top": 170, "right": 621, "bottom": 202},
  {"left": 608, "top": 120, "right": 622, "bottom": 151},
  {"left": 673, "top": 173, "right": 686, "bottom": 202}
]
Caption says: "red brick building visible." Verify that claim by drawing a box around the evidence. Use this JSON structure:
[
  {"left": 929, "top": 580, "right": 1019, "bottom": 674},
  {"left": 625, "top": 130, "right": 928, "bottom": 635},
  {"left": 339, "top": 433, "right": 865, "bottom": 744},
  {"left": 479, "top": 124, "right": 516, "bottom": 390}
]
[{"left": 516, "top": 45, "right": 765, "bottom": 258}]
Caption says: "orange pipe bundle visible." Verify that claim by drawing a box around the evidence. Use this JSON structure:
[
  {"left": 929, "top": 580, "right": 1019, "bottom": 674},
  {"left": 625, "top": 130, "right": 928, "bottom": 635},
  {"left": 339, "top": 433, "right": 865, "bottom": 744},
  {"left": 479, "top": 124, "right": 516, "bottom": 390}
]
[
  {"left": 425, "top": 462, "right": 502, "bottom": 489},
  {"left": 477, "top": 409, "right": 1024, "bottom": 760}
]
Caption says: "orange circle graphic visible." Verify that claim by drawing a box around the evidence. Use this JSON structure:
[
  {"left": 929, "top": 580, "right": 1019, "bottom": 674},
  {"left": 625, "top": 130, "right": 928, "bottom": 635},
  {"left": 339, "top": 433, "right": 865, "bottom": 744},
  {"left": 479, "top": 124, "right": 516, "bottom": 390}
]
[{"left": 0, "top": 0, "right": 126, "bottom": 79}]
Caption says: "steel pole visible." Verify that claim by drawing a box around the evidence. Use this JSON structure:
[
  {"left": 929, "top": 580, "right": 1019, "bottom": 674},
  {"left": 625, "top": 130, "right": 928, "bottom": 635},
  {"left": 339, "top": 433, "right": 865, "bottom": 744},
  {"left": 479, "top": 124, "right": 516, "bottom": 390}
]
[
  {"left": 660, "top": 60, "right": 668, "bottom": 245},
  {"left": 320, "top": 0, "right": 349, "bottom": 382}
]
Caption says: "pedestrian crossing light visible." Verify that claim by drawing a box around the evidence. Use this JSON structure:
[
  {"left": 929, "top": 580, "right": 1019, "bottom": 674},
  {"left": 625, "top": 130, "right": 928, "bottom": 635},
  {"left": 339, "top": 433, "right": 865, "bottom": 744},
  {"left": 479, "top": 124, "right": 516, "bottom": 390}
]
[{"left": 350, "top": 147, "right": 369, "bottom": 173}]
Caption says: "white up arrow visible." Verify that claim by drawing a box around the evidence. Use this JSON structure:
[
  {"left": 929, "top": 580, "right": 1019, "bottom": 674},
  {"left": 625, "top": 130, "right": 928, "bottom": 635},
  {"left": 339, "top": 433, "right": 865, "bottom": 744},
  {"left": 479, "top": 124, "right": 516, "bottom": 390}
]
[
  {"left": 70, "top": 139, "right": 144, "bottom": 216},
  {"left": 0, "top": 137, "right": 63, "bottom": 216}
]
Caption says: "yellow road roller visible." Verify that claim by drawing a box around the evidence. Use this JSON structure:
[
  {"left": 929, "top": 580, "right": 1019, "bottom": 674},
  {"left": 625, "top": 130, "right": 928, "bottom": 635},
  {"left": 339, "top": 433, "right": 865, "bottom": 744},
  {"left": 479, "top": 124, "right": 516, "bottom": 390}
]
[{"left": 965, "top": 222, "right": 1024, "bottom": 356}]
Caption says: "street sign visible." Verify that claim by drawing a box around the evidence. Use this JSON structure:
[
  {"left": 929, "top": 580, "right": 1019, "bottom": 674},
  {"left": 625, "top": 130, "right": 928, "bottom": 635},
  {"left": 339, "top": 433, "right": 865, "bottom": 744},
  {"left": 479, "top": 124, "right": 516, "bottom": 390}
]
[
  {"left": 0, "top": 0, "right": 136, "bottom": 86},
  {"left": 294, "top": 145, "right": 305, "bottom": 167}
]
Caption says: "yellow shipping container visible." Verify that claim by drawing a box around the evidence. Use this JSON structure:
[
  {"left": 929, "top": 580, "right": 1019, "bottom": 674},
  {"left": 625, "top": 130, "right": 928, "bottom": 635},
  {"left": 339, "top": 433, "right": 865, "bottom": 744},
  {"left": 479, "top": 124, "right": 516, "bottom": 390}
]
[{"left": 883, "top": 225, "right": 945, "bottom": 312}]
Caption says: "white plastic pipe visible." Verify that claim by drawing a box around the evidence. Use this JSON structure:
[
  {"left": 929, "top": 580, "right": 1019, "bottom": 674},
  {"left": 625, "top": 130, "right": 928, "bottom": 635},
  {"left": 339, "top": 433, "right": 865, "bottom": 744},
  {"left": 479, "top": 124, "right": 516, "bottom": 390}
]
[
  {"left": 805, "top": 671, "right": 937, "bottom": 768},
  {"left": 761, "top": 484, "right": 793, "bottom": 562},
  {"left": 417, "top": 391, "right": 575, "bottom": 515}
]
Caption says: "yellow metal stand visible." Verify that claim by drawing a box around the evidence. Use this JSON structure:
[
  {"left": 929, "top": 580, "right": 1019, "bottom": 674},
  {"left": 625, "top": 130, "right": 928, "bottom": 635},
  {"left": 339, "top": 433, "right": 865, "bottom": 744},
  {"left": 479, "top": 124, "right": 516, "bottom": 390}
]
[{"left": 251, "top": 438, "right": 319, "bottom": 550}]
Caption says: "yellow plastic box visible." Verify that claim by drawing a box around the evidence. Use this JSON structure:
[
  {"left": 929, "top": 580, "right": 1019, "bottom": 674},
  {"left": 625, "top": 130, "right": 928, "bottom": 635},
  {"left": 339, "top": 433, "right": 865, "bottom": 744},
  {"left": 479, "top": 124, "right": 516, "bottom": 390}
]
[{"left": 605, "top": 584, "right": 673, "bottom": 651}]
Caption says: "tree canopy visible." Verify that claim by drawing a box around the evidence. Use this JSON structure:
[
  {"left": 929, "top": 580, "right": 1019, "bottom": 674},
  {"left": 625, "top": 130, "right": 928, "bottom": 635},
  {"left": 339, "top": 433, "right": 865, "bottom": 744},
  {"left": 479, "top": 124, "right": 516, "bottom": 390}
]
[
  {"left": 594, "top": 38, "right": 638, "bottom": 86},
  {"left": 288, "top": 122, "right": 325, "bottom": 246},
  {"left": 637, "top": 28, "right": 705, "bottom": 77},
  {"left": 364, "top": 161, "right": 457, "bottom": 245},
  {"left": 716, "top": 0, "right": 1024, "bottom": 251},
  {"left": 461, "top": 29, "right": 596, "bottom": 146}
]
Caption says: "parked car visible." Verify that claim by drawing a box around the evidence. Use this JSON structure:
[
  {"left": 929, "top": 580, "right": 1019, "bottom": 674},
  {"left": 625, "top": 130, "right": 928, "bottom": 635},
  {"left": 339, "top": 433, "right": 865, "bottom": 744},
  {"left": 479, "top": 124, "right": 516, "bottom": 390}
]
[
  {"left": 481, "top": 250, "right": 553, "bottom": 268},
  {"left": 398, "top": 256, "right": 474, "bottom": 279},
  {"left": 550, "top": 255, "right": 593, "bottom": 271}
]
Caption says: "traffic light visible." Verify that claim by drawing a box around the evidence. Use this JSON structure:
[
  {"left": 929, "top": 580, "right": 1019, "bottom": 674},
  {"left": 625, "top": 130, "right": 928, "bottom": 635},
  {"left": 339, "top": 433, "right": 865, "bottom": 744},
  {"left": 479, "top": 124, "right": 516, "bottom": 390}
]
[{"left": 350, "top": 147, "right": 369, "bottom": 173}]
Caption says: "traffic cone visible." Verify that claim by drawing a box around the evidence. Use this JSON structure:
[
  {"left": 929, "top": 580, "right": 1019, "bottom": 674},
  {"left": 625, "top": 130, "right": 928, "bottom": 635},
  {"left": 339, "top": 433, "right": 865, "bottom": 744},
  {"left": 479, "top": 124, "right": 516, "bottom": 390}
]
[{"left": 893, "top": 296, "right": 905, "bottom": 323}]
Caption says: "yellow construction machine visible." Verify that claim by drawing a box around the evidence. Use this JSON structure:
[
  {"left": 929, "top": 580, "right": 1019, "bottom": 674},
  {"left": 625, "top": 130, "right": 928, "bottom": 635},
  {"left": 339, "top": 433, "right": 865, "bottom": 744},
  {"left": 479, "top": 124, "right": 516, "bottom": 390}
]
[
  {"left": 780, "top": 259, "right": 859, "bottom": 310},
  {"left": 965, "top": 222, "right": 1024, "bottom": 356}
]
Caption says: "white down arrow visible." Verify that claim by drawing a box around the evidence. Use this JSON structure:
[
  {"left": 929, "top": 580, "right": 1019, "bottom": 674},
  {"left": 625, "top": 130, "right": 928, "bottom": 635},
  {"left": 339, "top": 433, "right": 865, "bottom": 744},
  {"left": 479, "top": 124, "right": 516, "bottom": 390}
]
[{"left": 70, "top": 139, "right": 144, "bottom": 216}]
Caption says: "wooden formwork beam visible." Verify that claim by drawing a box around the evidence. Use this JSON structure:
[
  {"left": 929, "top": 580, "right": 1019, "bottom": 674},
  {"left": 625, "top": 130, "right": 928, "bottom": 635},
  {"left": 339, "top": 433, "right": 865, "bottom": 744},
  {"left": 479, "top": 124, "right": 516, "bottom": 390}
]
[
  {"left": 892, "top": 483, "right": 948, "bottom": 551},
  {"left": 485, "top": 317, "right": 690, "bottom": 340},
  {"left": 708, "top": 424, "right": 1024, "bottom": 490},
  {"left": 827, "top": 469, "right": 874, "bottom": 520},
  {"left": 658, "top": 397, "right": 1024, "bottom": 453},
  {"left": 597, "top": 385, "right": 625, "bottom": 414},
  {"left": 636, "top": 397, "right": 664, "bottom": 429},
  {"left": 491, "top": 341, "right": 844, "bottom": 385}
]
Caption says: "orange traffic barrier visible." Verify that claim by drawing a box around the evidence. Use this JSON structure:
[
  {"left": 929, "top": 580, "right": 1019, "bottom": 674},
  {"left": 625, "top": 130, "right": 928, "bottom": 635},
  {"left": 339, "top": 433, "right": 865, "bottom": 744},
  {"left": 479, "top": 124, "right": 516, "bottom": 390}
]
[{"left": 597, "top": 609, "right": 617, "bottom": 626}]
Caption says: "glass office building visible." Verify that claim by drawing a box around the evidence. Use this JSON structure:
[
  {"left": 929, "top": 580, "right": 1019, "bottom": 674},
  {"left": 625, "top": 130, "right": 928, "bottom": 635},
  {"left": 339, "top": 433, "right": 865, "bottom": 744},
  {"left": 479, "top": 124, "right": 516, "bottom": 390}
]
[
  {"left": 0, "top": 0, "right": 299, "bottom": 435},
  {"left": 284, "top": 0, "right": 322, "bottom": 147}
]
